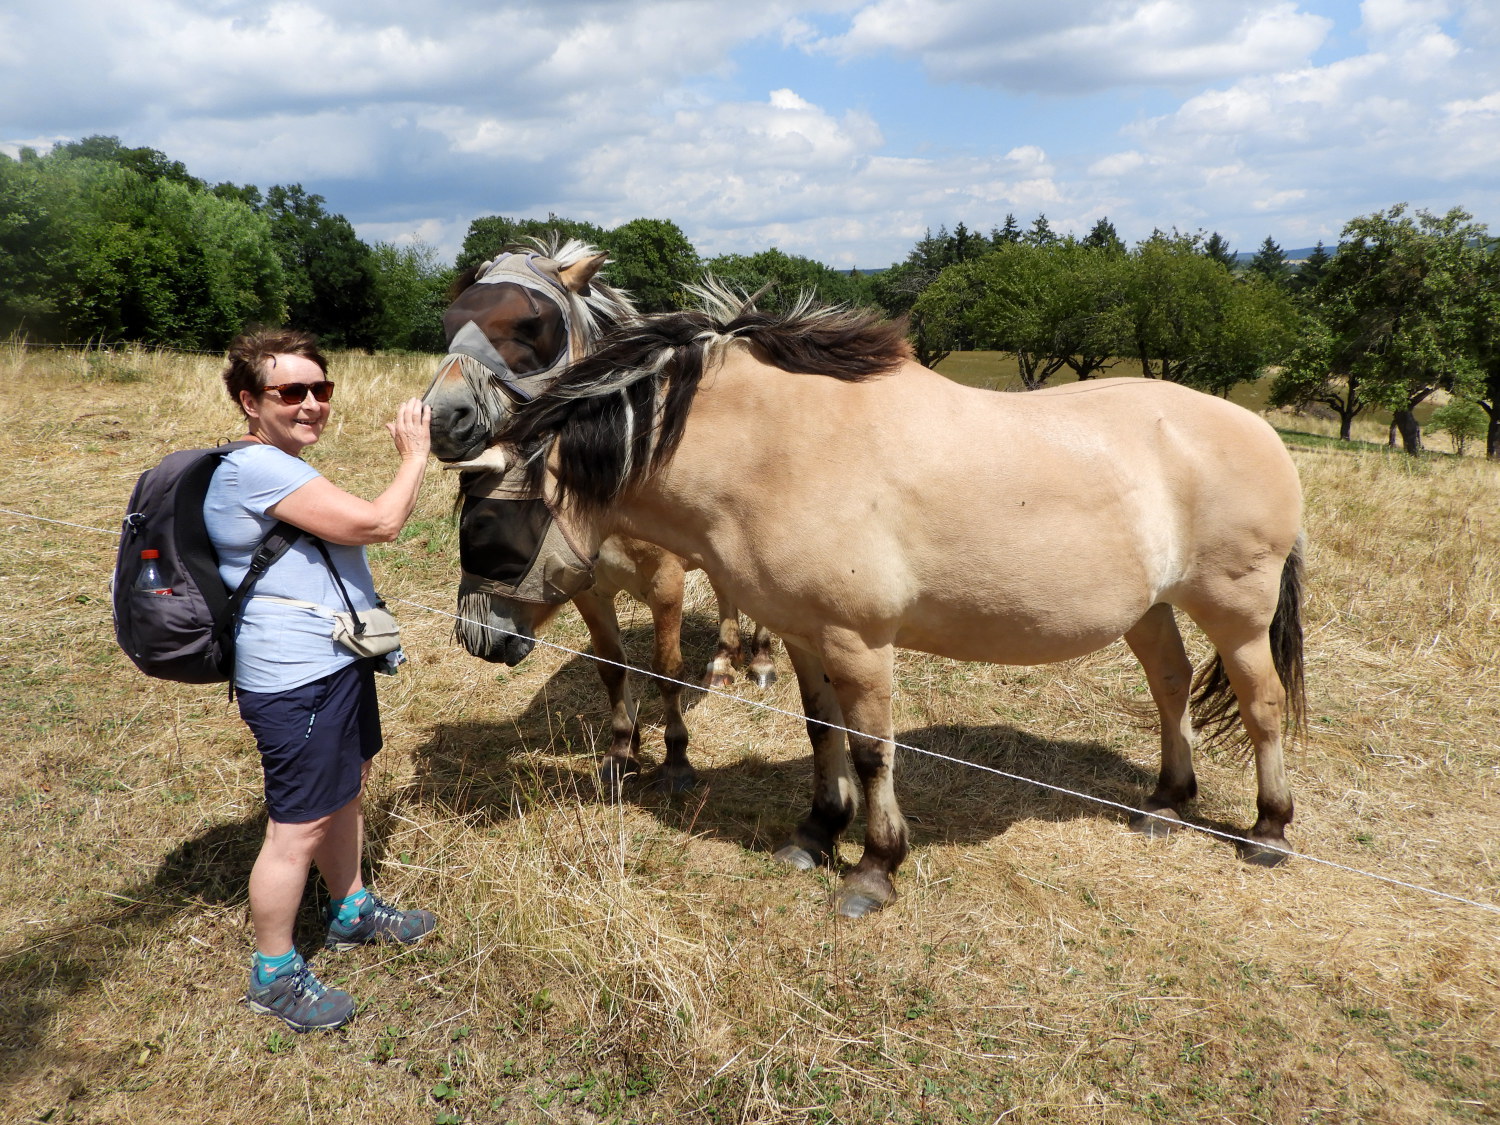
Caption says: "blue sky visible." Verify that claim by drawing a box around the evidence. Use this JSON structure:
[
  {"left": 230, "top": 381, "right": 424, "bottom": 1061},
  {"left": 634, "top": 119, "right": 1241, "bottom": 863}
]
[{"left": 3, "top": 1, "right": 1497, "bottom": 269}]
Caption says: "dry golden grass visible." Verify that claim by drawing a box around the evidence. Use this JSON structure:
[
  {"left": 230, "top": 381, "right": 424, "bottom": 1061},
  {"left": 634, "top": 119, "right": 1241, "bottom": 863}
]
[{"left": 1, "top": 343, "right": 1496, "bottom": 1125}]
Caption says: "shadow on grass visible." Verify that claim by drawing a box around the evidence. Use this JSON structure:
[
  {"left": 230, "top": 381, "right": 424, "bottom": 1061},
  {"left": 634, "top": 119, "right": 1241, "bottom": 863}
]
[
  {"left": 405, "top": 613, "right": 742, "bottom": 818},
  {"left": 405, "top": 622, "right": 1266, "bottom": 865},
  {"left": 0, "top": 798, "right": 408, "bottom": 1088}
]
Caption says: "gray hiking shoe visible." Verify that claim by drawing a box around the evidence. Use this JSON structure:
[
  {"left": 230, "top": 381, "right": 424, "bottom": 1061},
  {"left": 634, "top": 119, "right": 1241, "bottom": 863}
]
[
  {"left": 244, "top": 963, "right": 355, "bottom": 1032},
  {"left": 324, "top": 892, "right": 437, "bottom": 952}
]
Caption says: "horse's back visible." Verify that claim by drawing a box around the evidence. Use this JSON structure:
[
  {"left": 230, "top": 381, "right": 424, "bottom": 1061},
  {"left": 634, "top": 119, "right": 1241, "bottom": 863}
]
[{"left": 661, "top": 358, "right": 1300, "bottom": 662}]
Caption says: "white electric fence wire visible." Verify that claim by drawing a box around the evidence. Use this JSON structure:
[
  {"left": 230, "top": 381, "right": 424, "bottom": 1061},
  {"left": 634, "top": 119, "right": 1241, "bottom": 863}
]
[
  {"left": 0, "top": 508, "right": 117, "bottom": 535},
  {"left": 391, "top": 596, "right": 1500, "bottom": 918},
  {"left": 5, "top": 503, "right": 1496, "bottom": 919}
]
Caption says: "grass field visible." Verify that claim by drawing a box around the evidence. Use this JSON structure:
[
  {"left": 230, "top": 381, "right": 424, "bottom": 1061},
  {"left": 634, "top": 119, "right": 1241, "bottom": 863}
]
[{"left": 1, "top": 344, "right": 1497, "bottom": 1124}]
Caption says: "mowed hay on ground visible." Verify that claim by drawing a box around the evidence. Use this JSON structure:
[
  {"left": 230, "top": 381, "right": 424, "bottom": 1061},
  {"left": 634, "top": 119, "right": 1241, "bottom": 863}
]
[{"left": 0, "top": 344, "right": 1496, "bottom": 1125}]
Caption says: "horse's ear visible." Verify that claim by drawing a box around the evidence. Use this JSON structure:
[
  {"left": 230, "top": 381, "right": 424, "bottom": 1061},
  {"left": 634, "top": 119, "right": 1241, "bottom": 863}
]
[{"left": 558, "top": 252, "right": 608, "bottom": 296}]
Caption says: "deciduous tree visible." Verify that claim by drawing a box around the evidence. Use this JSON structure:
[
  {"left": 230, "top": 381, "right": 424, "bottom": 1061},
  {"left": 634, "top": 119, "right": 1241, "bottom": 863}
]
[
  {"left": 370, "top": 240, "right": 453, "bottom": 352},
  {"left": 1311, "top": 205, "right": 1488, "bottom": 454},
  {"left": 456, "top": 213, "right": 608, "bottom": 272},
  {"left": 915, "top": 242, "right": 1130, "bottom": 388},
  {"left": 598, "top": 217, "right": 700, "bottom": 312},
  {"left": 704, "top": 247, "right": 871, "bottom": 313},
  {"left": 264, "top": 184, "right": 380, "bottom": 349},
  {"left": 1126, "top": 231, "right": 1298, "bottom": 395}
]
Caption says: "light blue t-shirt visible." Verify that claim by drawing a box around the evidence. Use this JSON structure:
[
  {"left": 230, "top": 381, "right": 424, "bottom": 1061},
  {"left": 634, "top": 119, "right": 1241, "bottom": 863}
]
[{"left": 204, "top": 445, "right": 381, "bottom": 693}]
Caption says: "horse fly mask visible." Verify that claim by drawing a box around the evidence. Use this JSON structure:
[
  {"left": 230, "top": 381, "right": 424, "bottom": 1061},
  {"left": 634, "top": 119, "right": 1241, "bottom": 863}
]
[
  {"left": 458, "top": 462, "right": 595, "bottom": 606},
  {"left": 428, "top": 252, "right": 580, "bottom": 434}
]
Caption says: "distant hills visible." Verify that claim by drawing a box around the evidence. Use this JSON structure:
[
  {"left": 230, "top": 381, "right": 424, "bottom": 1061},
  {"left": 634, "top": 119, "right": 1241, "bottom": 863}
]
[{"left": 1234, "top": 246, "right": 1321, "bottom": 263}]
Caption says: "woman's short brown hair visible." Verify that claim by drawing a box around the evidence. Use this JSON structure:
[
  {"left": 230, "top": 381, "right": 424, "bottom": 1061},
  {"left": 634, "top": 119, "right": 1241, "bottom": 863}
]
[{"left": 222, "top": 327, "right": 328, "bottom": 414}]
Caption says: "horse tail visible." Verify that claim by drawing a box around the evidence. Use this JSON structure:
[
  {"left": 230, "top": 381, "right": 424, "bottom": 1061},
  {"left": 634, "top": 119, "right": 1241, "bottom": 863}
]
[{"left": 1190, "top": 534, "right": 1307, "bottom": 751}]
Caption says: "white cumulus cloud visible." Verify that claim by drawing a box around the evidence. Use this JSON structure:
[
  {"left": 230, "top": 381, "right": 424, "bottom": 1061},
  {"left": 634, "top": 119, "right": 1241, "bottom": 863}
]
[{"left": 816, "top": 0, "right": 1331, "bottom": 92}]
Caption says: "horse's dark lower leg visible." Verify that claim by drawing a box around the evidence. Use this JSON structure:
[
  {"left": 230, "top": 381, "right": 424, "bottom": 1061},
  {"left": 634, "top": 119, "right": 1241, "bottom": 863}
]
[
  {"left": 647, "top": 570, "right": 695, "bottom": 793},
  {"left": 823, "top": 641, "right": 905, "bottom": 918},
  {"left": 704, "top": 579, "right": 742, "bottom": 689},
  {"left": 1221, "top": 636, "right": 1294, "bottom": 865},
  {"left": 774, "top": 644, "right": 855, "bottom": 871},
  {"left": 573, "top": 590, "right": 640, "bottom": 793},
  {"left": 1124, "top": 605, "right": 1198, "bottom": 837}
]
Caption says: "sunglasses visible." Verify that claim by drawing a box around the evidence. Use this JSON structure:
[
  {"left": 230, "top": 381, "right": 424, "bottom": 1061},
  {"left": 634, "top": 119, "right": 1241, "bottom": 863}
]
[{"left": 263, "top": 380, "right": 335, "bottom": 404}]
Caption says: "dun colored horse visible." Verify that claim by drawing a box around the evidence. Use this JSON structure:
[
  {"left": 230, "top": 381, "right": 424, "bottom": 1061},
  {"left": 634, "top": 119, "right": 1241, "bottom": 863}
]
[
  {"left": 461, "top": 290, "right": 1307, "bottom": 917},
  {"left": 423, "top": 241, "right": 773, "bottom": 791}
]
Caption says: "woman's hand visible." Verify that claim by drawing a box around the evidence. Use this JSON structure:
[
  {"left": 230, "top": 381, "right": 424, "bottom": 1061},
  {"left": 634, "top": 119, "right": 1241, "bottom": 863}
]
[
  {"left": 269, "top": 398, "right": 434, "bottom": 545},
  {"left": 387, "top": 398, "right": 432, "bottom": 461}
]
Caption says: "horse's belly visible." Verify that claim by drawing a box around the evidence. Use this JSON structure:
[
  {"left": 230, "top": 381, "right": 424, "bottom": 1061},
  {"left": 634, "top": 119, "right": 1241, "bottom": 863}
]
[{"left": 893, "top": 597, "right": 1145, "bottom": 666}]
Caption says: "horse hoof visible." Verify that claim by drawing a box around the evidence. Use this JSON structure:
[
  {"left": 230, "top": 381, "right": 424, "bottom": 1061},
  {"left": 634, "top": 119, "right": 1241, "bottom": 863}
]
[
  {"left": 773, "top": 844, "right": 819, "bottom": 871},
  {"left": 747, "top": 666, "right": 777, "bottom": 689},
  {"left": 1129, "top": 808, "right": 1184, "bottom": 839},
  {"left": 703, "top": 672, "right": 735, "bottom": 691},
  {"left": 1239, "top": 839, "right": 1291, "bottom": 867},
  {"left": 836, "top": 890, "right": 886, "bottom": 919}
]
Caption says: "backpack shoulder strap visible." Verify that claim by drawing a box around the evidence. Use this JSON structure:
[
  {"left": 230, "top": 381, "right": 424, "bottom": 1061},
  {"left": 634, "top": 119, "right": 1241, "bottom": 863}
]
[
  {"left": 216, "top": 520, "right": 302, "bottom": 699},
  {"left": 225, "top": 521, "right": 302, "bottom": 616}
]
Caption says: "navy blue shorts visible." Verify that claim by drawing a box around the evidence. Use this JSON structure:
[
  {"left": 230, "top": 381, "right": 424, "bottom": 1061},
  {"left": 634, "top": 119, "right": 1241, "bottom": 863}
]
[{"left": 237, "top": 659, "right": 382, "bottom": 823}]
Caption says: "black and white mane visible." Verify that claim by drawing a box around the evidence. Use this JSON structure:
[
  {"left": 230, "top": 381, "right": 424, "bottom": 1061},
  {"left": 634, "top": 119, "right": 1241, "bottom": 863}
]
[{"left": 497, "top": 284, "right": 911, "bottom": 514}]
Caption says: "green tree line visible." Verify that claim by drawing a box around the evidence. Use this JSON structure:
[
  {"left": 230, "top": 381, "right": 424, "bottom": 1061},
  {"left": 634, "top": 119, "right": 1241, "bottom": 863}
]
[
  {"left": 896, "top": 210, "right": 1500, "bottom": 458},
  {"left": 1, "top": 137, "right": 452, "bottom": 352},
  {"left": 5, "top": 137, "right": 1496, "bottom": 456}
]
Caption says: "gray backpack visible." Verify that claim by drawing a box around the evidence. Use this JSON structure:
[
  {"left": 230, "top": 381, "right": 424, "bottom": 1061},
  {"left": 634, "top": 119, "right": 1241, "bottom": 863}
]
[{"left": 113, "top": 442, "right": 300, "bottom": 684}]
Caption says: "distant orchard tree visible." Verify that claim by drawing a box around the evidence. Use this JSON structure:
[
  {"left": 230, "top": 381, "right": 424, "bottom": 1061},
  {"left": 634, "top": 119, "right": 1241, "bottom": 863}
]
[
  {"left": 916, "top": 241, "right": 1131, "bottom": 389},
  {"left": 873, "top": 223, "right": 993, "bottom": 366},
  {"left": 1269, "top": 318, "right": 1369, "bottom": 440},
  {"left": 1126, "top": 230, "right": 1299, "bottom": 395},
  {"left": 1310, "top": 204, "right": 1489, "bottom": 454},
  {"left": 1428, "top": 398, "right": 1487, "bottom": 456},
  {"left": 1472, "top": 246, "right": 1500, "bottom": 459}
]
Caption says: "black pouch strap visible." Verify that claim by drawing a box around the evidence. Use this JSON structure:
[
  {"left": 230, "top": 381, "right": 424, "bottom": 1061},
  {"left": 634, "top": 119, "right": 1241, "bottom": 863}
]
[{"left": 306, "top": 538, "right": 367, "bottom": 635}]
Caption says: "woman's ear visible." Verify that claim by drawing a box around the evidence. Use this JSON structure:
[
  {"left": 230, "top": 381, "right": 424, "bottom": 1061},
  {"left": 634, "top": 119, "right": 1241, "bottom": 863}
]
[{"left": 240, "top": 388, "right": 261, "bottom": 420}]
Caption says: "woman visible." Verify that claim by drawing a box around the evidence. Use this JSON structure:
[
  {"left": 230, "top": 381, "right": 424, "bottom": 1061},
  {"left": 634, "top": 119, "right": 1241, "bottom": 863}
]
[{"left": 205, "top": 327, "right": 434, "bottom": 1033}]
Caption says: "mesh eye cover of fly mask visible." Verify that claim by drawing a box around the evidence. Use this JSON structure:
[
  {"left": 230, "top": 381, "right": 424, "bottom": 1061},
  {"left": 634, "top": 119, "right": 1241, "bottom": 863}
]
[{"left": 457, "top": 463, "right": 595, "bottom": 605}]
